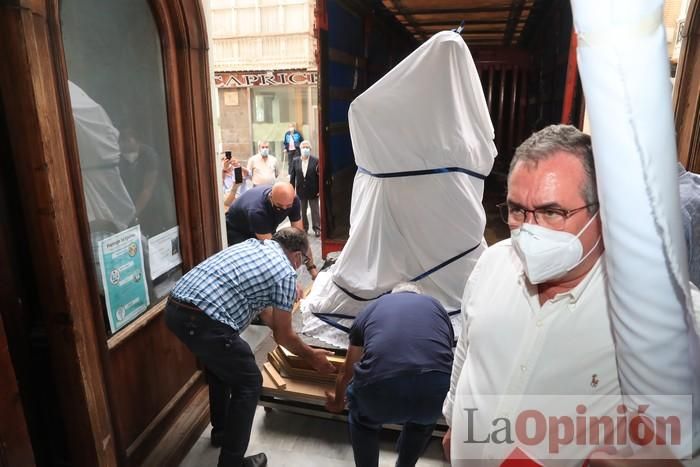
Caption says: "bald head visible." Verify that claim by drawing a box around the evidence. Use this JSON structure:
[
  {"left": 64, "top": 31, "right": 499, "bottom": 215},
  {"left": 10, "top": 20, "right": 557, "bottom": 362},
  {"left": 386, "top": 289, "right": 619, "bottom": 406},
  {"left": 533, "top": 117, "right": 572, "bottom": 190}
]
[{"left": 270, "top": 182, "right": 296, "bottom": 209}]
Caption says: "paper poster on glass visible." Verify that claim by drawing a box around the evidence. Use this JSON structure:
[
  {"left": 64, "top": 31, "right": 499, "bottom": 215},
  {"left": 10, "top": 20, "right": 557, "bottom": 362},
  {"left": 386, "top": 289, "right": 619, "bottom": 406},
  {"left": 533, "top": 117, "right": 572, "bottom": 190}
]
[
  {"left": 98, "top": 225, "right": 150, "bottom": 333},
  {"left": 148, "top": 226, "right": 182, "bottom": 280}
]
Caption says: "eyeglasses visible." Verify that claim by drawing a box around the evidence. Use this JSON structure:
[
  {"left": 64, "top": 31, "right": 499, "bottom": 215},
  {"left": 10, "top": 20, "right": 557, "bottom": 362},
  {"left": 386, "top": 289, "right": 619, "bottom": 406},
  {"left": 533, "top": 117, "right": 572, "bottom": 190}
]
[{"left": 496, "top": 202, "right": 599, "bottom": 230}]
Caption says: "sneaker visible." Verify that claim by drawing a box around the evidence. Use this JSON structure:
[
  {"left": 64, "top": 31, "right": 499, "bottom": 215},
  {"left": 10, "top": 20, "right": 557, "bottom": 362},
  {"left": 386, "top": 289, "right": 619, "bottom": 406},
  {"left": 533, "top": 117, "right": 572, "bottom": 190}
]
[{"left": 243, "top": 452, "right": 267, "bottom": 467}]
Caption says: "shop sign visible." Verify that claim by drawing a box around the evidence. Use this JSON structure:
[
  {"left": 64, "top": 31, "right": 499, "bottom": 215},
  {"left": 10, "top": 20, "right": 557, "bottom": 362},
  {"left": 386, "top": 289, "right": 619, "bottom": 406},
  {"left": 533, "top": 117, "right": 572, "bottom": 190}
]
[{"left": 215, "top": 70, "right": 317, "bottom": 88}]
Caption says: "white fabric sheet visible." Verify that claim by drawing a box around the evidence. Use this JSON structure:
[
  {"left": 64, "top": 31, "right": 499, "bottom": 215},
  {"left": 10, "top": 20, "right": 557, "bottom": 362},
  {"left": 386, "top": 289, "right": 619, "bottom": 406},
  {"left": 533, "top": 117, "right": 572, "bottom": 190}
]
[
  {"left": 572, "top": 0, "right": 700, "bottom": 455},
  {"left": 69, "top": 81, "right": 136, "bottom": 231},
  {"left": 301, "top": 31, "right": 496, "bottom": 348}
]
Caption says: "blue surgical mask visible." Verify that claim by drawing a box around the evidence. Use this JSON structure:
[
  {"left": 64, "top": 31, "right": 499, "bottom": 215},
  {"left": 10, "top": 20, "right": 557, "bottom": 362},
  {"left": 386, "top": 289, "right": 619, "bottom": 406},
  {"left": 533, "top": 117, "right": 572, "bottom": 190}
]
[
  {"left": 301, "top": 148, "right": 311, "bottom": 157},
  {"left": 260, "top": 148, "right": 269, "bottom": 157}
]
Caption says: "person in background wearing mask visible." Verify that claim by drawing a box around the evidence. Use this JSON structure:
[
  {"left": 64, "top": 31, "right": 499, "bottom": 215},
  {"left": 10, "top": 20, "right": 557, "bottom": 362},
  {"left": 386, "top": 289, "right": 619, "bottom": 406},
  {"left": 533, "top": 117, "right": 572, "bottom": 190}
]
[
  {"left": 678, "top": 162, "right": 700, "bottom": 288},
  {"left": 442, "top": 125, "right": 623, "bottom": 466},
  {"left": 165, "top": 227, "right": 335, "bottom": 467},
  {"left": 246, "top": 140, "right": 278, "bottom": 187},
  {"left": 282, "top": 122, "right": 303, "bottom": 175},
  {"left": 222, "top": 154, "right": 250, "bottom": 211},
  {"left": 225, "top": 182, "right": 318, "bottom": 279},
  {"left": 119, "top": 127, "right": 159, "bottom": 232},
  {"left": 289, "top": 140, "right": 321, "bottom": 237}
]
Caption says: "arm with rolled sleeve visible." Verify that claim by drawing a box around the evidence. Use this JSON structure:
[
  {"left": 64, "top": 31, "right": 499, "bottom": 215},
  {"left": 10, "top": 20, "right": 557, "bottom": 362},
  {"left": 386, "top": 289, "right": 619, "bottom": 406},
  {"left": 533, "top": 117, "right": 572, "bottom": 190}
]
[{"left": 262, "top": 273, "right": 335, "bottom": 373}]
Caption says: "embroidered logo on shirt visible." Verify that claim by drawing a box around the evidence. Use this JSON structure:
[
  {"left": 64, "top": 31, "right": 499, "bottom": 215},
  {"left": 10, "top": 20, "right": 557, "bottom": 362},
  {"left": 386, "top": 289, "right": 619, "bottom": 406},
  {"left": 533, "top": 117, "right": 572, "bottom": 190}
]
[{"left": 590, "top": 374, "right": 599, "bottom": 388}]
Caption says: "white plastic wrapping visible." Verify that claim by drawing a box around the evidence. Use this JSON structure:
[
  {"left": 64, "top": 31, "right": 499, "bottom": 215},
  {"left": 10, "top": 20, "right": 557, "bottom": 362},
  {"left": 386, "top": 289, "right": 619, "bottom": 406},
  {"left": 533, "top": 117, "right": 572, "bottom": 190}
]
[
  {"left": 301, "top": 31, "right": 496, "bottom": 347},
  {"left": 69, "top": 81, "right": 136, "bottom": 230},
  {"left": 572, "top": 0, "right": 700, "bottom": 454}
]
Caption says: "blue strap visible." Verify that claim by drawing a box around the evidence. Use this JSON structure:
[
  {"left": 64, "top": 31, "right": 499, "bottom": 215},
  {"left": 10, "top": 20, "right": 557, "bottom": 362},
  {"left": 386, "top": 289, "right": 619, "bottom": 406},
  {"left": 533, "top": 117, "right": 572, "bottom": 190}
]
[
  {"left": 312, "top": 312, "right": 355, "bottom": 333},
  {"left": 332, "top": 281, "right": 388, "bottom": 302},
  {"left": 316, "top": 243, "right": 480, "bottom": 333},
  {"left": 312, "top": 309, "right": 462, "bottom": 335},
  {"left": 357, "top": 165, "right": 487, "bottom": 181},
  {"left": 410, "top": 243, "right": 481, "bottom": 282},
  {"left": 332, "top": 242, "right": 481, "bottom": 301}
]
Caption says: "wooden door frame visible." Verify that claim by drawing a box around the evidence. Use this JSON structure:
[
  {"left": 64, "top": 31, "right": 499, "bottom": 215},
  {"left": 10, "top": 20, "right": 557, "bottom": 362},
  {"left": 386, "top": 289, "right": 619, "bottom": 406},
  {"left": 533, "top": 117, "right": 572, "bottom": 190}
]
[
  {"left": 0, "top": 0, "right": 219, "bottom": 465},
  {"left": 0, "top": 314, "right": 35, "bottom": 467},
  {"left": 674, "top": 0, "right": 700, "bottom": 171}
]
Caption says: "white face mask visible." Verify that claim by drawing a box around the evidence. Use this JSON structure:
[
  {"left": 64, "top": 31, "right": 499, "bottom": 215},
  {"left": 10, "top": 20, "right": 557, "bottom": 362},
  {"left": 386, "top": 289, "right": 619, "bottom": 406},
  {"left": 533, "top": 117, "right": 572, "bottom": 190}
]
[
  {"left": 301, "top": 148, "right": 310, "bottom": 158},
  {"left": 511, "top": 211, "right": 601, "bottom": 284},
  {"left": 260, "top": 148, "right": 269, "bottom": 157}
]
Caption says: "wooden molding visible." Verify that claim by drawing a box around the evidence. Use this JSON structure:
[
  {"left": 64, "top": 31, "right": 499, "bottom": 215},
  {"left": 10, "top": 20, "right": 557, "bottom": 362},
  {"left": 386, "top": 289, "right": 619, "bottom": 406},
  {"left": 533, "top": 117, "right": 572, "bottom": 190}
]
[
  {"left": 0, "top": 2, "right": 118, "bottom": 465},
  {"left": 139, "top": 381, "right": 210, "bottom": 467},
  {"left": 674, "top": 0, "right": 700, "bottom": 170},
  {"left": 1, "top": 0, "right": 220, "bottom": 466}
]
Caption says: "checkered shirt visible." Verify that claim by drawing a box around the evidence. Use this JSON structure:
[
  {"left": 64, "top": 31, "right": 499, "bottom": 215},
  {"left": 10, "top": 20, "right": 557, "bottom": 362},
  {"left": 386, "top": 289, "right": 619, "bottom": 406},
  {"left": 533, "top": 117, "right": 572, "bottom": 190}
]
[{"left": 170, "top": 238, "right": 297, "bottom": 331}]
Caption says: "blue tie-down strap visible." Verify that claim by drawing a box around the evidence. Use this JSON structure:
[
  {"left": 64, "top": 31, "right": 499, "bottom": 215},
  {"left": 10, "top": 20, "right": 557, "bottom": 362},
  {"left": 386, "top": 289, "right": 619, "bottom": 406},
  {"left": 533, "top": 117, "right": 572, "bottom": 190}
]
[
  {"left": 331, "top": 242, "right": 481, "bottom": 302},
  {"left": 312, "top": 309, "right": 462, "bottom": 334},
  {"left": 356, "top": 165, "right": 487, "bottom": 181},
  {"left": 315, "top": 243, "right": 481, "bottom": 333},
  {"left": 311, "top": 313, "right": 356, "bottom": 333}
]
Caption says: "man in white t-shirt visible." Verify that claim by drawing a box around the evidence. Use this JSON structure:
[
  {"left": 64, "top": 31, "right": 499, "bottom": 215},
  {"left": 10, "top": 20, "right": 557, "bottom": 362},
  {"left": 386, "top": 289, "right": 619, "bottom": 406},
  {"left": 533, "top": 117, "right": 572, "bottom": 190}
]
[{"left": 246, "top": 140, "right": 278, "bottom": 187}]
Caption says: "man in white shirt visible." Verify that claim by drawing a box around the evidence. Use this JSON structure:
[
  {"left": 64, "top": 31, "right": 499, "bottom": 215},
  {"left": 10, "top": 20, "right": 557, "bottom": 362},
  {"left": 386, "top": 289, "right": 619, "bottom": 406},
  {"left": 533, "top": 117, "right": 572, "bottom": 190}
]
[
  {"left": 442, "top": 125, "right": 676, "bottom": 466},
  {"left": 246, "top": 140, "right": 278, "bottom": 187}
]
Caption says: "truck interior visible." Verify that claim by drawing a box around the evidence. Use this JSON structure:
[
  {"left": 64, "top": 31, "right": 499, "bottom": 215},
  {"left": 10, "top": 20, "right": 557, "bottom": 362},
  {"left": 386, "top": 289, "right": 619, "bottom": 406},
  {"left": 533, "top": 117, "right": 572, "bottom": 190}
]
[{"left": 317, "top": 0, "right": 583, "bottom": 257}]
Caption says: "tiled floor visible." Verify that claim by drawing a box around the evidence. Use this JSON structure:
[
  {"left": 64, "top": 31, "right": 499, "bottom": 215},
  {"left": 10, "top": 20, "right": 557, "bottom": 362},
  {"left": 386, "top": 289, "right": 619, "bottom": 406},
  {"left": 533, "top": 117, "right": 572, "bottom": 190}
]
[{"left": 179, "top": 407, "right": 449, "bottom": 467}]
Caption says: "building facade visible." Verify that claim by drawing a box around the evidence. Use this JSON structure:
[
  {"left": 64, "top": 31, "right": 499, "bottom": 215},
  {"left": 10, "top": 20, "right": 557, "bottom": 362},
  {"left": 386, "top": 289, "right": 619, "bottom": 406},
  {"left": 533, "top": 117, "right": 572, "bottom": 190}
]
[{"left": 210, "top": 0, "right": 318, "bottom": 168}]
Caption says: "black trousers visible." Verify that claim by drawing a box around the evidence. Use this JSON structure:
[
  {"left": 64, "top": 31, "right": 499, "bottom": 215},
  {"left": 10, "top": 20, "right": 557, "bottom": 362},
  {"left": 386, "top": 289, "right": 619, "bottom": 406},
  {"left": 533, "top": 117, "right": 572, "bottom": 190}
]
[
  {"left": 165, "top": 300, "right": 261, "bottom": 467},
  {"left": 287, "top": 148, "right": 300, "bottom": 174}
]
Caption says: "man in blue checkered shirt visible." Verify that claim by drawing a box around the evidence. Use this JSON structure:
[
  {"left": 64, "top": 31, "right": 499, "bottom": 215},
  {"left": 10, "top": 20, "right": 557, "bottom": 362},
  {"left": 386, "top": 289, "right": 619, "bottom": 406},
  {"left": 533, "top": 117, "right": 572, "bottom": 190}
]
[{"left": 166, "top": 227, "right": 335, "bottom": 467}]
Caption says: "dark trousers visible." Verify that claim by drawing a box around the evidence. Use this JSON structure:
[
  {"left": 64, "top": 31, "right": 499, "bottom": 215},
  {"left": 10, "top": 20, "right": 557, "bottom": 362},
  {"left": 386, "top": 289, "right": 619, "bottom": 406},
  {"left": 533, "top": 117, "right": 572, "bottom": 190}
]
[
  {"left": 165, "top": 300, "right": 261, "bottom": 467},
  {"left": 346, "top": 371, "right": 450, "bottom": 467},
  {"left": 300, "top": 196, "right": 320, "bottom": 233},
  {"left": 287, "top": 149, "right": 299, "bottom": 174}
]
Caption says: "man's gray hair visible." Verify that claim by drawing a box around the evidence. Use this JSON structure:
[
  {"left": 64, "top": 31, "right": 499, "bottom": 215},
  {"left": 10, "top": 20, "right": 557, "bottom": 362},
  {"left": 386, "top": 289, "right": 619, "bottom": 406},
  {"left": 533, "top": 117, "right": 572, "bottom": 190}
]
[
  {"left": 272, "top": 227, "right": 309, "bottom": 253},
  {"left": 509, "top": 124, "right": 598, "bottom": 212},
  {"left": 391, "top": 282, "right": 422, "bottom": 294}
]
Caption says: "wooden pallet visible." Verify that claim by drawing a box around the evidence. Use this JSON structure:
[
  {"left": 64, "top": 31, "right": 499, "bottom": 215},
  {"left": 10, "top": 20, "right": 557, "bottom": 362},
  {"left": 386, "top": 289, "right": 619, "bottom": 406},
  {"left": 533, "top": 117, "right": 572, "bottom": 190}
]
[{"left": 267, "top": 346, "right": 339, "bottom": 384}]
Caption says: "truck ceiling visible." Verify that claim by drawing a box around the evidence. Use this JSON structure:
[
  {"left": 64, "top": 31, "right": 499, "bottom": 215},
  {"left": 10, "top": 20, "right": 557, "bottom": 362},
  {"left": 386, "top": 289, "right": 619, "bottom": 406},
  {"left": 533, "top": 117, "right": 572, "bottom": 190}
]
[{"left": 379, "top": 0, "right": 543, "bottom": 46}]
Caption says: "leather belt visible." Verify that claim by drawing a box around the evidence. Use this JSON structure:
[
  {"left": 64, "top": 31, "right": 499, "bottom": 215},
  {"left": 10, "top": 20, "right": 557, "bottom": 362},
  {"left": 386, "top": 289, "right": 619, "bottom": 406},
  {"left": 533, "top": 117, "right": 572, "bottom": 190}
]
[{"left": 168, "top": 297, "right": 203, "bottom": 313}]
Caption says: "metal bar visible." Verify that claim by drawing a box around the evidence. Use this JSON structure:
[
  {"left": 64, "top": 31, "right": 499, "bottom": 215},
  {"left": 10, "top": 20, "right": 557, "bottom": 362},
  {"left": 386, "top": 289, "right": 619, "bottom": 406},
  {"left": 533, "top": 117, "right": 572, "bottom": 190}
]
[
  {"left": 487, "top": 66, "right": 495, "bottom": 113},
  {"left": 517, "top": 68, "right": 529, "bottom": 145},
  {"left": 497, "top": 65, "right": 507, "bottom": 154},
  {"left": 397, "top": 6, "right": 523, "bottom": 15},
  {"left": 508, "top": 66, "right": 519, "bottom": 157},
  {"left": 386, "top": 0, "right": 427, "bottom": 41},
  {"left": 503, "top": 0, "right": 526, "bottom": 45},
  {"left": 258, "top": 396, "right": 449, "bottom": 436},
  {"left": 560, "top": 31, "right": 578, "bottom": 124},
  {"left": 410, "top": 19, "right": 519, "bottom": 27}
]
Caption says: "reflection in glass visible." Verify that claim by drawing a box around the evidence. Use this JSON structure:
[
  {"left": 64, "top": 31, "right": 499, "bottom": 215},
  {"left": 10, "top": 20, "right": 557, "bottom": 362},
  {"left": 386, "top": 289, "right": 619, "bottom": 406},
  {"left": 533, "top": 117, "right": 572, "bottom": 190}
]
[{"left": 61, "top": 0, "right": 182, "bottom": 336}]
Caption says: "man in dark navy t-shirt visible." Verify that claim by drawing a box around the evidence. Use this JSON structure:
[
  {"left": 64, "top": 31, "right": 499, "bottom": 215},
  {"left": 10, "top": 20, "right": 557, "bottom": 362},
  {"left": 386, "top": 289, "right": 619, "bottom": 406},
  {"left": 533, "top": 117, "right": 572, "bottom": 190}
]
[
  {"left": 226, "top": 182, "right": 318, "bottom": 278},
  {"left": 325, "top": 283, "right": 454, "bottom": 467}
]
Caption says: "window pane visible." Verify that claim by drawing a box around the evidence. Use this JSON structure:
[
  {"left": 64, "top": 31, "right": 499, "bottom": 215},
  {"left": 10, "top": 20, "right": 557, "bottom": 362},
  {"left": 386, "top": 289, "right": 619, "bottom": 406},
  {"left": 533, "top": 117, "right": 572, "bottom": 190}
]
[{"left": 61, "top": 0, "right": 182, "bottom": 336}]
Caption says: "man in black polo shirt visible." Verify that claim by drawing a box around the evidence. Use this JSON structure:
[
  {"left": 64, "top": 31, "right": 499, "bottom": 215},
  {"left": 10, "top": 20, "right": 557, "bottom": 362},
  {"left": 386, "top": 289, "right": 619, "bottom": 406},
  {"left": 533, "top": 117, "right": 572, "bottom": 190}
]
[
  {"left": 325, "top": 283, "right": 454, "bottom": 467},
  {"left": 226, "top": 182, "right": 318, "bottom": 278}
]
